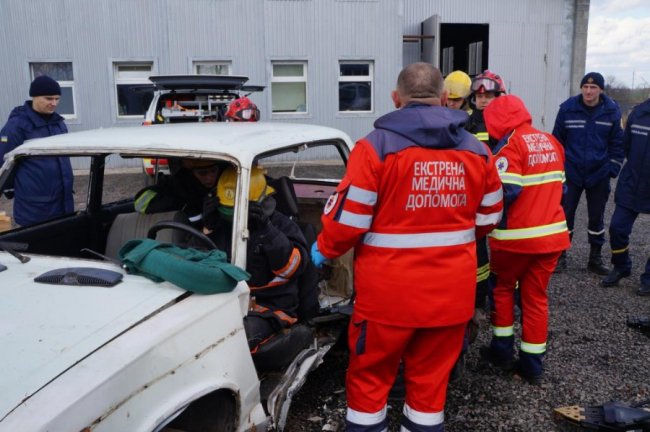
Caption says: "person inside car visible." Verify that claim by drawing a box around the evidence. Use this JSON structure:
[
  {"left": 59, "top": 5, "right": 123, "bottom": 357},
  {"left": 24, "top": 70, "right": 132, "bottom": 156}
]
[
  {"left": 134, "top": 158, "right": 223, "bottom": 227},
  {"left": 203, "top": 166, "right": 312, "bottom": 364}
]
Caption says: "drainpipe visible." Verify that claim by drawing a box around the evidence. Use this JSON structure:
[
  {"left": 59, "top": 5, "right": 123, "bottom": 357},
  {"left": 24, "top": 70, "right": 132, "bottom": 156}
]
[{"left": 571, "top": 0, "right": 590, "bottom": 95}]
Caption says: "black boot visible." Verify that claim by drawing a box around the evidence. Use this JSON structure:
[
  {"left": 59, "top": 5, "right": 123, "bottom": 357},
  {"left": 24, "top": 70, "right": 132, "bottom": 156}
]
[{"left": 588, "top": 245, "right": 609, "bottom": 275}]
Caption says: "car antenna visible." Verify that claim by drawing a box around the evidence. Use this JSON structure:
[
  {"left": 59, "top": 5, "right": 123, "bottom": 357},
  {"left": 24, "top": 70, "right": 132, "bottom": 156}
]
[{"left": 81, "top": 248, "right": 125, "bottom": 268}]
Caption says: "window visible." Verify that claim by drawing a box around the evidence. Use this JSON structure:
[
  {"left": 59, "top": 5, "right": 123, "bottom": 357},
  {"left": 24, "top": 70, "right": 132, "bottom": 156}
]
[
  {"left": 193, "top": 61, "right": 231, "bottom": 75},
  {"left": 30, "top": 62, "right": 76, "bottom": 118},
  {"left": 338, "top": 61, "right": 373, "bottom": 112},
  {"left": 442, "top": 47, "right": 454, "bottom": 76},
  {"left": 271, "top": 62, "right": 307, "bottom": 114},
  {"left": 114, "top": 62, "right": 154, "bottom": 117},
  {"left": 468, "top": 41, "right": 483, "bottom": 75}
]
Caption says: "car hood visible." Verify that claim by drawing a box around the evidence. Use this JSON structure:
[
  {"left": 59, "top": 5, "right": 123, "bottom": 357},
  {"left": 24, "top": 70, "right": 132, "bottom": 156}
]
[{"left": 0, "top": 252, "right": 186, "bottom": 420}]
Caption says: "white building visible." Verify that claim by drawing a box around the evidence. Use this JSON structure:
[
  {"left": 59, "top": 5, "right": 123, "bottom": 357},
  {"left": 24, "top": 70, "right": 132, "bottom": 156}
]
[{"left": 0, "top": 0, "right": 589, "bottom": 144}]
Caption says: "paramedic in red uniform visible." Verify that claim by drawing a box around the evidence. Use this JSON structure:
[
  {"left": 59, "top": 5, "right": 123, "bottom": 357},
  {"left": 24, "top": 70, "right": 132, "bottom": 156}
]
[
  {"left": 311, "top": 62, "right": 503, "bottom": 432},
  {"left": 481, "top": 95, "right": 570, "bottom": 384}
]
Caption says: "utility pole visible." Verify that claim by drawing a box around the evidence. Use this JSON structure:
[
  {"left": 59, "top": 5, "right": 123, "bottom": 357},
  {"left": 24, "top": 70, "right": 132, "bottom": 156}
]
[{"left": 632, "top": 70, "right": 635, "bottom": 89}]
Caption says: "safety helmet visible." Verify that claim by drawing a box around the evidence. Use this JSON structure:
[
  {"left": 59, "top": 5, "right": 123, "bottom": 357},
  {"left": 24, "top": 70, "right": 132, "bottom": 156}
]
[
  {"left": 217, "top": 166, "right": 275, "bottom": 208},
  {"left": 225, "top": 96, "right": 260, "bottom": 122},
  {"left": 471, "top": 70, "right": 506, "bottom": 95},
  {"left": 444, "top": 71, "right": 472, "bottom": 99}
]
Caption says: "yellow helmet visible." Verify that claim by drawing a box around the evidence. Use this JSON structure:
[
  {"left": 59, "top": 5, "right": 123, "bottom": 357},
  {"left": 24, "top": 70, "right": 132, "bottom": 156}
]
[
  {"left": 217, "top": 166, "right": 275, "bottom": 207},
  {"left": 444, "top": 71, "right": 472, "bottom": 99}
]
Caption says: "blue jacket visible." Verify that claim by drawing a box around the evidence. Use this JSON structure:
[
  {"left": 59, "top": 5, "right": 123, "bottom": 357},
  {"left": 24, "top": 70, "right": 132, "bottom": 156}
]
[
  {"left": 552, "top": 94, "right": 624, "bottom": 188},
  {"left": 614, "top": 99, "right": 650, "bottom": 213},
  {"left": 0, "top": 101, "right": 73, "bottom": 225}
]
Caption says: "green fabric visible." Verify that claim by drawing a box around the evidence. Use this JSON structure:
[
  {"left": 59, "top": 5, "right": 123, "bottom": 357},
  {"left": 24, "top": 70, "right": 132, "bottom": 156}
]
[{"left": 119, "top": 239, "right": 250, "bottom": 294}]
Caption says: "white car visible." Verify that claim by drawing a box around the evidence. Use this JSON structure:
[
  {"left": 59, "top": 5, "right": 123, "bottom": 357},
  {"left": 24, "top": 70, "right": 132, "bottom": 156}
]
[{"left": 0, "top": 122, "right": 354, "bottom": 432}]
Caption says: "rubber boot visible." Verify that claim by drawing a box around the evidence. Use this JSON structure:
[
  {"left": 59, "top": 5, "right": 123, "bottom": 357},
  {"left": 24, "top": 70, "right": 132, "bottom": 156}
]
[{"left": 588, "top": 245, "right": 609, "bottom": 275}]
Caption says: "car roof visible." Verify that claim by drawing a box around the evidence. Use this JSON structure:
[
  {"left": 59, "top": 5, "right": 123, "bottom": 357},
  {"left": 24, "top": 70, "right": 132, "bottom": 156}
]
[{"left": 9, "top": 122, "right": 354, "bottom": 168}]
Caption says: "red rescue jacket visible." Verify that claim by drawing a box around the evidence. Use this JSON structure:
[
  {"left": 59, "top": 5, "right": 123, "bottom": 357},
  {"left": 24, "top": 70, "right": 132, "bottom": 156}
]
[
  {"left": 317, "top": 104, "right": 503, "bottom": 327},
  {"left": 484, "top": 95, "right": 570, "bottom": 254}
]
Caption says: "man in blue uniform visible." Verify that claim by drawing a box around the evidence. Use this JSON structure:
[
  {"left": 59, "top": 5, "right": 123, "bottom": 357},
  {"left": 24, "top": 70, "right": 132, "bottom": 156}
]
[
  {"left": 602, "top": 98, "right": 650, "bottom": 295},
  {"left": 0, "top": 75, "right": 72, "bottom": 226},
  {"left": 552, "top": 72, "right": 624, "bottom": 274}
]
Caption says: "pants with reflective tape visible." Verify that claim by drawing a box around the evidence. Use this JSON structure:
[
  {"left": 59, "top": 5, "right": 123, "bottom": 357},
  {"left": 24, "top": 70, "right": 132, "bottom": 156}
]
[
  {"left": 490, "top": 250, "right": 561, "bottom": 375},
  {"left": 345, "top": 313, "right": 465, "bottom": 431},
  {"left": 562, "top": 177, "right": 611, "bottom": 246},
  {"left": 609, "top": 204, "right": 650, "bottom": 285}
]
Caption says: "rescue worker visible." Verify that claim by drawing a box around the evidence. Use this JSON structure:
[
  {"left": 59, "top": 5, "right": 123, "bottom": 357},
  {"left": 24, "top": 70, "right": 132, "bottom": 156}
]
[
  {"left": 206, "top": 166, "right": 309, "bottom": 352},
  {"left": 225, "top": 96, "right": 260, "bottom": 122},
  {"left": 601, "top": 97, "right": 650, "bottom": 295},
  {"left": 443, "top": 69, "right": 481, "bottom": 381},
  {"left": 466, "top": 71, "right": 507, "bottom": 315},
  {"left": 444, "top": 70, "right": 472, "bottom": 113},
  {"left": 134, "top": 158, "right": 223, "bottom": 227},
  {"left": 0, "top": 75, "right": 72, "bottom": 226},
  {"left": 466, "top": 70, "right": 506, "bottom": 149},
  {"left": 481, "top": 95, "right": 570, "bottom": 384},
  {"left": 552, "top": 72, "right": 624, "bottom": 274},
  {"left": 311, "top": 62, "right": 503, "bottom": 431}
]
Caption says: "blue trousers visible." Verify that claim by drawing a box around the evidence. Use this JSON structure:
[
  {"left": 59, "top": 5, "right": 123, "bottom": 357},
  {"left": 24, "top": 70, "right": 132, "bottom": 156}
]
[
  {"left": 609, "top": 204, "right": 650, "bottom": 285},
  {"left": 562, "top": 177, "right": 611, "bottom": 246}
]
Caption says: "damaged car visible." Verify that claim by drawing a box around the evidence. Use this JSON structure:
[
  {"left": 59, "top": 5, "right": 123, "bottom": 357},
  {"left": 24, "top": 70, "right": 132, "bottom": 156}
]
[{"left": 0, "top": 121, "right": 354, "bottom": 431}]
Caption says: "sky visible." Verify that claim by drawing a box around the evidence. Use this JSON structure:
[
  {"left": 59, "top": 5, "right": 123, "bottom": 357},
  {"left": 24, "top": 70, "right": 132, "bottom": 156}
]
[{"left": 586, "top": 0, "right": 650, "bottom": 88}]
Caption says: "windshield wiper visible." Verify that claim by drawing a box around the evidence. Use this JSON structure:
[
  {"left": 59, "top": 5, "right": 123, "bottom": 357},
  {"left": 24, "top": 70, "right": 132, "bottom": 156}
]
[{"left": 0, "top": 241, "right": 30, "bottom": 263}]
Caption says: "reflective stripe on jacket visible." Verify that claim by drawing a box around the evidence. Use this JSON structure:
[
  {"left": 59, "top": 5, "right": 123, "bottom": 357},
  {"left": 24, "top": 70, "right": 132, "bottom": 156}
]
[{"left": 317, "top": 104, "right": 503, "bottom": 328}]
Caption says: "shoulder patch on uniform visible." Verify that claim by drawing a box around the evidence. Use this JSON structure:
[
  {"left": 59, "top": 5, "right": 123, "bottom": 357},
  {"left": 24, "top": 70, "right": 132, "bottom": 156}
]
[
  {"left": 496, "top": 156, "right": 509, "bottom": 173},
  {"left": 324, "top": 192, "right": 339, "bottom": 215}
]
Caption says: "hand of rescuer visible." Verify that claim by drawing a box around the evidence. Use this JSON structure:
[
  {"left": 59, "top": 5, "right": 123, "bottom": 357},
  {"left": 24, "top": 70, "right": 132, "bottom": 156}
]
[{"left": 310, "top": 241, "right": 327, "bottom": 268}]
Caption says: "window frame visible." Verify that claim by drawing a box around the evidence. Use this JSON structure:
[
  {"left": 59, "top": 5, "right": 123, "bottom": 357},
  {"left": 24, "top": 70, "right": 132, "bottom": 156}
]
[
  {"left": 113, "top": 61, "right": 154, "bottom": 120},
  {"left": 29, "top": 61, "right": 77, "bottom": 120},
  {"left": 337, "top": 60, "right": 374, "bottom": 114},
  {"left": 192, "top": 61, "right": 232, "bottom": 75},
  {"left": 271, "top": 61, "right": 308, "bottom": 116}
]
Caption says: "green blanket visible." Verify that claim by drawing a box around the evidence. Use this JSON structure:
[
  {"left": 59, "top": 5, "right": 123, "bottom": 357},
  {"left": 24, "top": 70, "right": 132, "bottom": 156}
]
[{"left": 119, "top": 239, "right": 250, "bottom": 294}]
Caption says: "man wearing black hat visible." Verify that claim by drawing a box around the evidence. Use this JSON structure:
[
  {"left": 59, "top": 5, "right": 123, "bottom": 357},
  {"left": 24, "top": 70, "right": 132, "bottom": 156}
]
[
  {"left": 552, "top": 72, "right": 624, "bottom": 275},
  {"left": 0, "top": 75, "right": 73, "bottom": 226}
]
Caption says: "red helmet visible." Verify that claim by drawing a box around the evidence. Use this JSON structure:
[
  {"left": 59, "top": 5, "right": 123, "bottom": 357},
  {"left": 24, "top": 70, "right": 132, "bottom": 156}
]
[
  {"left": 471, "top": 70, "right": 506, "bottom": 95},
  {"left": 225, "top": 97, "right": 260, "bottom": 122}
]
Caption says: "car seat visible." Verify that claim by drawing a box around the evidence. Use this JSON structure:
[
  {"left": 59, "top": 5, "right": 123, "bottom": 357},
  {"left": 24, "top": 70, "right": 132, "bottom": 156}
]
[{"left": 105, "top": 210, "right": 189, "bottom": 260}]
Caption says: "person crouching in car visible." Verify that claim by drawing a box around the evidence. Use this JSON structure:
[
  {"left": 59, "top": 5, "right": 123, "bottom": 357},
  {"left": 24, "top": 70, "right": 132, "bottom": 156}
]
[{"left": 203, "top": 166, "right": 311, "bottom": 362}]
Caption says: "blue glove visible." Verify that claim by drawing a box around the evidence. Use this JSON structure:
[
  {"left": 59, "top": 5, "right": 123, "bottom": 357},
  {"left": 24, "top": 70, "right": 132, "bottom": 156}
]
[{"left": 311, "top": 242, "right": 327, "bottom": 268}]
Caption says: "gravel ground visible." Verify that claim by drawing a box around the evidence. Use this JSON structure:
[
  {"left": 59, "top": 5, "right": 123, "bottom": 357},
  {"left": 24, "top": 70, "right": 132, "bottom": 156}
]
[{"left": 2, "top": 173, "right": 649, "bottom": 431}]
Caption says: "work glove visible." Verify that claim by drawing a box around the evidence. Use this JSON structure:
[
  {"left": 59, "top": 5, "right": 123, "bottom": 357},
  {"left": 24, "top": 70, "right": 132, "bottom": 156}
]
[
  {"left": 311, "top": 242, "right": 327, "bottom": 268},
  {"left": 202, "top": 193, "right": 220, "bottom": 231},
  {"left": 248, "top": 201, "right": 270, "bottom": 231}
]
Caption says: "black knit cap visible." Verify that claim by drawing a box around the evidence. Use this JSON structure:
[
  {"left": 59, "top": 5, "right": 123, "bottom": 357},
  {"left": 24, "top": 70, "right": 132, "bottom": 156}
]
[
  {"left": 29, "top": 75, "right": 61, "bottom": 97},
  {"left": 580, "top": 72, "right": 605, "bottom": 90}
]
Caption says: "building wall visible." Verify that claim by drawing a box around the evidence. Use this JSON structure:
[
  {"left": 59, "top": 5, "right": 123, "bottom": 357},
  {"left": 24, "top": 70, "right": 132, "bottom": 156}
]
[{"left": 0, "top": 0, "right": 584, "bottom": 158}]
